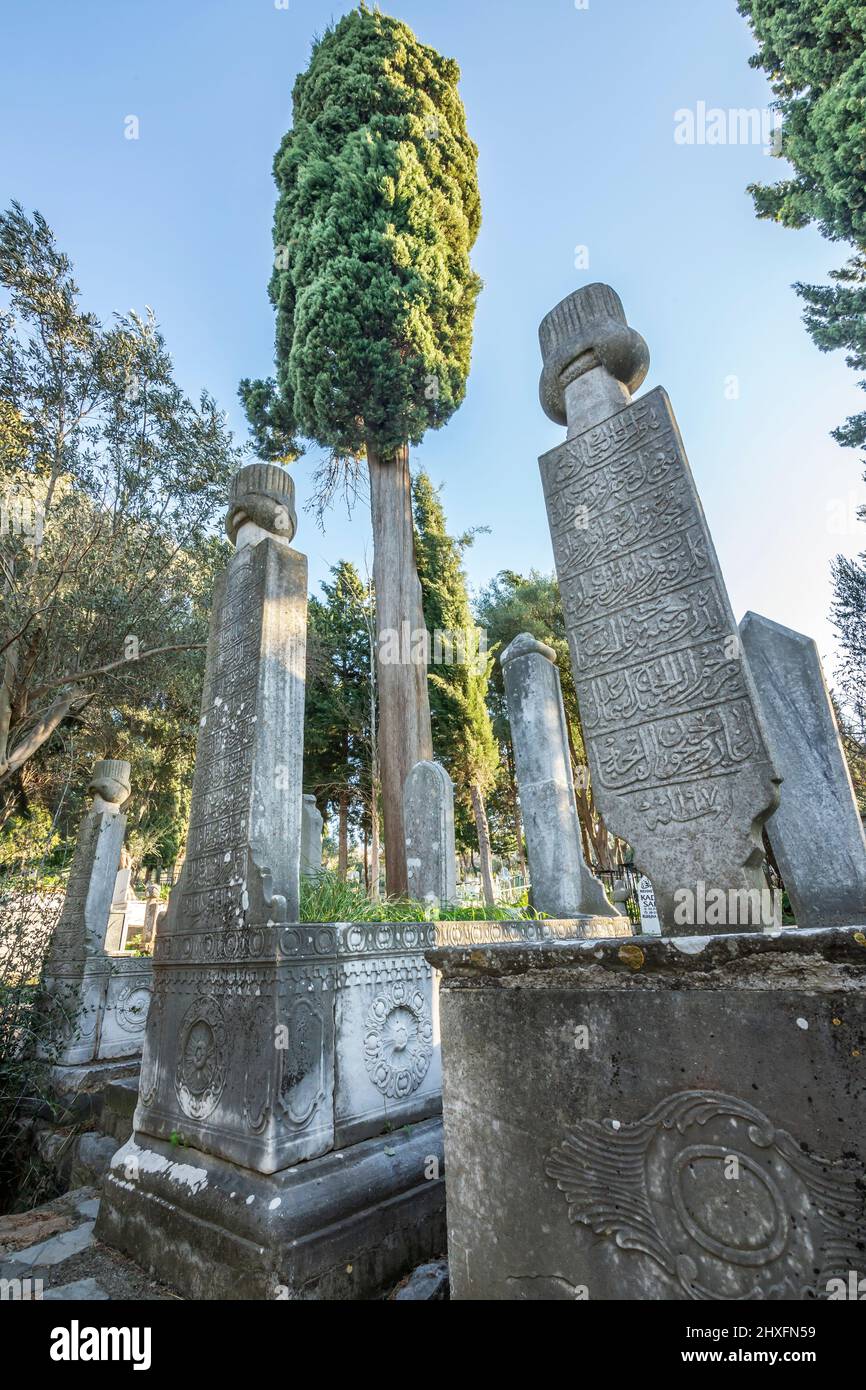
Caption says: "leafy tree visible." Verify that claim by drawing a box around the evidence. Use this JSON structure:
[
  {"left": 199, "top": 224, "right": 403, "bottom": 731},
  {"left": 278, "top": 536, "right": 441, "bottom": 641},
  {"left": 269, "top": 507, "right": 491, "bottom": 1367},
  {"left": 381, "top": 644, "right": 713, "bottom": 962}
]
[
  {"left": 413, "top": 472, "right": 498, "bottom": 903},
  {"left": 0, "top": 203, "right": 239, "bottom": 848},
  {"left": 475, "top": 570, "right": 620, "bottom": 871},
  {"left": 243, "top": 6, "right": 481, "bottom": 894}
]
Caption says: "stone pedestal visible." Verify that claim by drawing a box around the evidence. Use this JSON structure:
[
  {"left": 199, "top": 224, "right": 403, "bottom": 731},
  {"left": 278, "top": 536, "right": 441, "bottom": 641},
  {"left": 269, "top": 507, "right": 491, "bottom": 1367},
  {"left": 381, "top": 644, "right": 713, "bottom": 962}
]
[
  {"left": 42, "top": 760, "right": 153, "bottom": 1065},
  {"left": 429, "top": 926, "right": 866, "bottom": 1301},
  {"left": 404, "top": 760, "right": 457, "bottom": 907},
  {"left": 501, "top": 634, "right": 619, "bottom": 920},
  {"left": 740, "top": 611, "right": 866, "bottom": 927},
  {"left": 537, "top": 285, "right": 780, "bottom": 932}
]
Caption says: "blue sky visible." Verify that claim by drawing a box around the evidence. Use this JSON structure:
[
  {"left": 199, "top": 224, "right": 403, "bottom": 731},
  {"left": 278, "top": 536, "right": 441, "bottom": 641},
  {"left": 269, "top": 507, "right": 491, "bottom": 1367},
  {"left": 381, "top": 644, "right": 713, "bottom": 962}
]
[{"left": 2, "top": 0, "right": 863, "bottom": 672}]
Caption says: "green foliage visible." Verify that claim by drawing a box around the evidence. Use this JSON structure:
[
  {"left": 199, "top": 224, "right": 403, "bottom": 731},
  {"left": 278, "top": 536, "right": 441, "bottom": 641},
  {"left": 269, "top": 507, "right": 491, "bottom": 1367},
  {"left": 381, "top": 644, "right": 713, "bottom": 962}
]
[
  {"left": 737, "top": 3, "right": 866, "bottom": 793},
  {"left": 413, "top": 472, "right": 497, "bottom": 846},
  {"left": 738, "top": 1, "right": 866, "bottom": 246},
  {"left": 0, "top": 806, "right": 58, "bottom": 871},
  {"left": 250, "top": 7, "right": 481, "bottom": 460},
  {"left": 299, "top": 869, "right": 540, "bottom": 922},
  {"left": 0, "top": 202, "right": 241, "bottom": 861}
]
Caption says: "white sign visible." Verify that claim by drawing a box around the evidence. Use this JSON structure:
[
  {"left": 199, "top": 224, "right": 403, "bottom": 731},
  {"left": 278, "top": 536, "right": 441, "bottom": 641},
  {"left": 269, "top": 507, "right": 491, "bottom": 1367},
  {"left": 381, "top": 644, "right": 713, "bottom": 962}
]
[{"left": 637, "top": 875, "right": 661, "bottom": 935}]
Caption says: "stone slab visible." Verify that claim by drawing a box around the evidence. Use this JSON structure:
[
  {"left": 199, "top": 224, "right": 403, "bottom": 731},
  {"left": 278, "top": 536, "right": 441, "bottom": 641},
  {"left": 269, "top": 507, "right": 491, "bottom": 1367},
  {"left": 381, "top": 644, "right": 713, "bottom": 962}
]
[
  {"left": 539, "top": 379, "right": 779, "bottom": 932},
  {"left": 429, "top": 925, "right": 866, "bottom": 1300},
  {"left": 740, "top": 611, "right": 866, "bottom": 928},
  {"left": 95, "top": 1118, "right": 446, "bottom": 1300}
]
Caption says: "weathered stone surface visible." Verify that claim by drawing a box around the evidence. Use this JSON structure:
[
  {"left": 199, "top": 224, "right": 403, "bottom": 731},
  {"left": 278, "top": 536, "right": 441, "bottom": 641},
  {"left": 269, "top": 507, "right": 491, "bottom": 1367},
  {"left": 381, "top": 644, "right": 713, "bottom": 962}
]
[
  {"left": 537, "top": 285, "right": 780, "bottom": 932},
  {"left": 42, "top": 761, "right": 152, "bottom": 1065},
  {"left": 97, "top": 1119, "right": 445, "bottom": 1300},
  {"left": 300, "top": 794, "right": 324, "bottom": 878},
  {"left": 130, "top": 463, "right": 313, "bottom": 1174},
  {"left": 740, "top": 611, "right": 866, "bottom": 927},
  {"left": 428, "top": 927, "right": 866, "bottom": 1300},
  {"left": 501, "top": 634, "right": 619, "bottom": 920},
  {"left": 404, "top": 761, "right": 457, "bottom": 907}
]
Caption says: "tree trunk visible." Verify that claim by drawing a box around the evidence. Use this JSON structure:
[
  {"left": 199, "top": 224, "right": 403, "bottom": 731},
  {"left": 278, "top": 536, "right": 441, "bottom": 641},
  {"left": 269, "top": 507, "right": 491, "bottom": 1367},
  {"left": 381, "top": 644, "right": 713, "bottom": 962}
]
[
  {"left": 369, "top": 784, "right": 381, "bottom": 901},
  {"left": 367, "top": 439, "right": 433, "bottom": 896},
  {"left": 338, "top": 790, "right": 349, "bottom": 881},
  {"left": 470, "top": 780, "right": 496, "bottom": 907}
]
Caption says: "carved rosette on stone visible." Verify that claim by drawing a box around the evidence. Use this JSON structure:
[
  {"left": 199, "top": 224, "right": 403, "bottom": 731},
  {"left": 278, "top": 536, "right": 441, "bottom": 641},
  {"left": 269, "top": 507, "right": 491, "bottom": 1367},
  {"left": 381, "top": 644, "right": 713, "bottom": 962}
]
[
  {"left": 537, "top": 285, "right": 780, "bottom": 932},
  {"left": 131, "top": 462, "right": 327, "bottom": 1173}
]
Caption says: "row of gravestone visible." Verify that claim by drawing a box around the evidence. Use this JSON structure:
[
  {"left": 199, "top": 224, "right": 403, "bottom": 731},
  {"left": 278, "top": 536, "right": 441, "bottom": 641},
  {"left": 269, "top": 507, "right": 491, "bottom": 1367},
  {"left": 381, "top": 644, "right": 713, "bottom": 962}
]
[{"left": 38, "top": 283, "right": 866, "bottom": 1301}]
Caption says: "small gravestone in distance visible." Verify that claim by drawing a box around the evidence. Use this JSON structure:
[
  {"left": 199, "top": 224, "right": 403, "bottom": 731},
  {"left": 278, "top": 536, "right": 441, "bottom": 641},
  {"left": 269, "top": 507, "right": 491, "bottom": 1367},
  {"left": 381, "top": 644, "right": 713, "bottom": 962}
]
[
  {"left": 404, "top": 760, "right": 457, "bottom": 907},
  {"left": 740, "top": 611, "right": 866, "bottom": 927},
  {"left": 501, "top": 633, "right": 620, "bottom": 921},
  {"left": 637, "top": 875, "right": 661, "bottom": 935},
  {"left": 41, "top": 760, "right": 141, "bottom": 1064},
  {"left": 537, "top": 284, "right": 780, "bottom": 933},
  {"left": 300, "top": 794, "right": 324, "bottom": 878}
]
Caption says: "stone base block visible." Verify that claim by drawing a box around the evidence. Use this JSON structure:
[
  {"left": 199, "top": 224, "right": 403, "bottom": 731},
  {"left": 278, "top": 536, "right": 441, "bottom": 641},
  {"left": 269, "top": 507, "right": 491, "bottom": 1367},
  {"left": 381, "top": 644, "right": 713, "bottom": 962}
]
[
  {"left": 428, "top": 926, "right": 866, "bottom": 1301},
  {"left": 95, "top": 1117, "right": 445, "bottom": 1300}
]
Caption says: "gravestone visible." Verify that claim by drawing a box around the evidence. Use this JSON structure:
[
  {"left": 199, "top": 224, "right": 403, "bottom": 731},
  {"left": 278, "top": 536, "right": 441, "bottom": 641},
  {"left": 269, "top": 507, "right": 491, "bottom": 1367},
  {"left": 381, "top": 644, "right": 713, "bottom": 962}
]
[
  {"left": 636, "top": 875, "right": 661, "bottom": 935},
  {"left": 537, "top": 284, "right": 779, "bottom": 932},
  {"left": 404, "top": 760, "right": 457, "bottom": 907},
  {"left": 740, "top": 611, "right": 866, "bottom": 927},
  {"left": 300, "top": 793, "right": 324, "bottom": 878},
  {"left": 429, "top": 928, "right": 866, "bottom": 1300},
  {"left": 500, "top": 633, "right": 619, "bottom": 920},
  {"left": 42, "top": 761, "right": 153, "bottom": 1064},
  {"left": 97, "top": 464, "right": 448, "bottom": 1299}
]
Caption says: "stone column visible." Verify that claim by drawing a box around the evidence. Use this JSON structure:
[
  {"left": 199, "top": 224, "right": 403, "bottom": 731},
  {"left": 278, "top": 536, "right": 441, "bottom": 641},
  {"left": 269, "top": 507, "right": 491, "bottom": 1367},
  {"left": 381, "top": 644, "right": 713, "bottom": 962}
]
[
  {"left": 500, "top": 634, "right": 618, "bottom": 920},
  {"left": 42, "top": 760, "right": 130, "bottom": 1064},
  {"left": 404, "top": 760, "right": 457, "bottom": 907},
  {"left": 300, "top": 794, "right": 324, "bottom": 878},
  {"left": 128, "top": 461, "right": 322, "bottom": 1174},
  {"left": 740, "top": 611, "right": 866, "bottom": 927},
  {"left": 537, "top": 284, "right": 780, "bottom": 933}
]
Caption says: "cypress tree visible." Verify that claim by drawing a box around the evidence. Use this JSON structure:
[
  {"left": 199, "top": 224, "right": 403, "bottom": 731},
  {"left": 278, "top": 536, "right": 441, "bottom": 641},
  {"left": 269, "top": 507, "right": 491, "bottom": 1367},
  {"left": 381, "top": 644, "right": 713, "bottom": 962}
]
[{"left": 243, "top": 7, "right": 481, "bottom": 894}]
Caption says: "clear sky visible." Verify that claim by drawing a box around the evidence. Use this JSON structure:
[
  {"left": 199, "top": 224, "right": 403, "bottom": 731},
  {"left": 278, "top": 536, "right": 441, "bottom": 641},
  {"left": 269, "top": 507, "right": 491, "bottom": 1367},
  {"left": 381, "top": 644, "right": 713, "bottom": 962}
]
[{"left": 2, "top": 0, "right": 863, "bottom": 673}]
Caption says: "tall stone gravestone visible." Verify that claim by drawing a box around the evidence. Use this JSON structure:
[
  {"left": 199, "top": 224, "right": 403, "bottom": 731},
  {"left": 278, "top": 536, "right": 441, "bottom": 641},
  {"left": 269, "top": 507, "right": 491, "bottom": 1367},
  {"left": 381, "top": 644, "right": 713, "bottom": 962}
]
[
  {"left": 427, "top": 288, "right": 865, "bottom": 1303},
  {"left": 500, "top": 634, "right": 619, "bottom": 921},
  {"left": 740, "top": 611, "right": 866, "bottom": 927},
  {"left": 98, "top": 464, "right": 447, "bottom": 1299},
  {"left": 122, "top": 461, "right": 309, "bottom": 1172},
  {"left": 42, "top": 760, "right": 153, "bottom": 1065},
  {"left": 537, "top": 284, "right": 780, "bottom": 932},
  {"left": 404, "top": 760, "right": 457, "bottom": 907}
]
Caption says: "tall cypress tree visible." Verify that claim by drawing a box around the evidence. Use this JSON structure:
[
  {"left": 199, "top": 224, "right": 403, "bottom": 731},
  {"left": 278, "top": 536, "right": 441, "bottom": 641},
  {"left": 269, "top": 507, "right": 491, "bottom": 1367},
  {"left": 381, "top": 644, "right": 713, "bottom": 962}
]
[
  {"left": 413, "top": 472, "right": 498, "bottom": 904},
  {"left": 242, "top": 6, "right": 481, "bottom": 894}
]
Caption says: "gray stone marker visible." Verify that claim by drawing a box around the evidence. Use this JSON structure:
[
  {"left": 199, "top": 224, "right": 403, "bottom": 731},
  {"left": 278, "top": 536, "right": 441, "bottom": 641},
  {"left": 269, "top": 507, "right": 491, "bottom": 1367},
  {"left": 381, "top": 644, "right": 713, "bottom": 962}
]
[
  {"left": 740, "top": 611, "right": 866, "bottom": 927},
  {"left": 97, "top": 465, "right": 449, "bottom": 1299},
  {"left": 537, "top": 284, "right": 780, "bottom": 933},
  {"left": 42, "top": 761, "right": 153, "bottom": 1064},
  {"left": 500, "top": 634, "right": 618, "bottom": 920},
  {"left": 122, "top": 461, "right": 310, "bottom": 1174},
  {"left": 429, "top": 927, "right": 866, "bottom": 1300},
  {"left": 404, "top": 760, "right": 457, "bottom": 907},
  {"left": 300, "top": 793, "right": 324, "bottom": 878}
]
